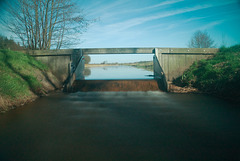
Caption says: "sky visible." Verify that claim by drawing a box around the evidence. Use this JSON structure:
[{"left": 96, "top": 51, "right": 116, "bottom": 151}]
[
  {"left": 0, "top": 0, "right": 240, "bottom": 63},
  {"left": 1, "top": 0, "right": 240, "bottom": 48},
  {"left": 77, "top": 0, "right": 240, "bottom": 48}
]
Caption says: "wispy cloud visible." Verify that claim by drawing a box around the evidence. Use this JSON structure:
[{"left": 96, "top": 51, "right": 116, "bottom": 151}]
[
  {"left": 125, "top": 0, "right": 184, "bottom": 13},
  {"left": 143, "top": 16, "right": 207, "bottom": 32},
  {"left": 96, "top": 0, "right": 184, "bottom": 22},
  {"left": 81, "top": 0, "right": 239, "bottom": 47},
  {"left": 85, "top": 0, "right": 129, "bottom": 17},
  {"left": 82, "top": 4, "right": 214, "bottom": 47},
  {"left": 199, "top": 20, "right": 225, "bottom": 30},
  {"left": 103, "top": 0, "right": 238, "bottom": 32},
  {"left": 105, "top": 4, "right": 212, "bottom": 32},
  {"left": 169, "top": 20, "right": 225, "bottom": 38}
]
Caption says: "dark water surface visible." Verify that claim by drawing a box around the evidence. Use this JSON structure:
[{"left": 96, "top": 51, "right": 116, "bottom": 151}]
[{"left": 0, "top": 91, "right": 240, "bottom": 161}]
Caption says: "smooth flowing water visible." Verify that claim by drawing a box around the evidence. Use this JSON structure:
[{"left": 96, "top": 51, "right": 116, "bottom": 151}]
[{"left": 0, "top": 91, "right": 240, "bottom": 161}]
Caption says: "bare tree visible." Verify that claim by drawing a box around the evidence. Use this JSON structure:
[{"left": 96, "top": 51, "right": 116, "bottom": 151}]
[
  {"left": 0, "top": 0, "right": 91, "bottom": 50},
  {"left": 188, "top": 30, "right": 215, "bottom": 48}
]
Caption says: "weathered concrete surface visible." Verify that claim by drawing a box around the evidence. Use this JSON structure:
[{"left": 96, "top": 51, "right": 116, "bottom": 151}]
[
  {"left": 153, "top": 55, "right": 168, "bottom": 92},
  {"left": 155, "top": 48, "right": 218, "bottom": 81},
  {"left": 72, "top": 80, "right": 162, "bottom": 92},
  {"left": 26, "top": 49, "right": 82, "bottom": 84},
  {"left": 35, "top": 55, "right": 71, "bottom": 83},
  {"left": 64, "top": 56, "right": 85, "bottom": 92}
]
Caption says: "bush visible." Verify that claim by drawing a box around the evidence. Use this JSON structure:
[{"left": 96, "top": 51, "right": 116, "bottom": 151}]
[{"left": 174, "top": 44, "right": 240, "bottom": 100}]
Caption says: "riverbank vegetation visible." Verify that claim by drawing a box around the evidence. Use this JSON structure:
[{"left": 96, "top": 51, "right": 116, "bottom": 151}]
[
  {"left": 0, "top": 50, "right": 61, "bottom": 113},
  {"left": 173, "top": 45, "right": 240, "bottom": 102},
  {"left": 123, "top": 61, "right": 153, "bottom": 71},
  {"left": 0, "top": 35, "right": 25, "bottom": 51}
]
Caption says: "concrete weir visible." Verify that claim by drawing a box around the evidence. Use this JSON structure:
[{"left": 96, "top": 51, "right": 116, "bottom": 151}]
[{"left": 71, "top": 80, "right": 162, "bottom": 92}]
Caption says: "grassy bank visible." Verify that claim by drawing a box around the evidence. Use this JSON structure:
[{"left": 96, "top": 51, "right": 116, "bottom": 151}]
[
  {"left": 173, "top": 45, "right": 240, "bottom": 102},
  {"left": 0, "top": 49, "right": 61, "bottom": 112}
]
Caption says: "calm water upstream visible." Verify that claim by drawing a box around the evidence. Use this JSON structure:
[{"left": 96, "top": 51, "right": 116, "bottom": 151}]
[
  {"left": 0, "top": 91, "right": 240, "bottom": 161},
  {"left": 80, "top": 65, "right": 153, "bottom": 80}
]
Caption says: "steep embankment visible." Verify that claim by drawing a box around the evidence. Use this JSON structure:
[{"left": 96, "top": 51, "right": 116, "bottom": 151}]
[
  {"left": 173, "top": 45, "right": 240, "bottom": 102},
  {"left": 0, "top": 50, "right": 61, "bottom": 112}
]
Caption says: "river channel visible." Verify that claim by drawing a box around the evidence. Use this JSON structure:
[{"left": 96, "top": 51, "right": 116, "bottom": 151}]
[
  {"left": 0, "top": 66, "right": 240, "bottom": 161},
  {"left": 80, "top": 65, "right": 154, "bottom": 80}
]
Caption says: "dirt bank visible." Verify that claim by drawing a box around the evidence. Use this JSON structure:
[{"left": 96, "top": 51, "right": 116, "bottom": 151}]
[
  {"left": 168, "top": 82, "right": 200, "bottom": 94},
  {"left": 0, "top": 70, "right": 61, "bottom": 113}
]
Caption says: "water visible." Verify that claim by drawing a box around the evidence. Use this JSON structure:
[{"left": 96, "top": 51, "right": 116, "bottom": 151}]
[
  {"left": 78, "top": 65, "right": 153, "bottom": 80},
  {"left": 0, "top": 91, "right": 240, "bottom": 161}
]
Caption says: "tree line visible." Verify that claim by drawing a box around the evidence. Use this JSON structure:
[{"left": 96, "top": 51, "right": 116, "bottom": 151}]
[{"left": 0, "top": 35, "right": 24, "bottom": 50}]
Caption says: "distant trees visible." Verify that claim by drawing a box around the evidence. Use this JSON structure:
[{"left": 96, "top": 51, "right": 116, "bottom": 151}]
[
  {"left": 1, "top": 0, "right": 90, "bottom": 50},
  {"left": 188, "top": 30, "right": 215, "bottom": 48},
  {"left": 0, "top": 35, "right": 24, "bottom": 50}
]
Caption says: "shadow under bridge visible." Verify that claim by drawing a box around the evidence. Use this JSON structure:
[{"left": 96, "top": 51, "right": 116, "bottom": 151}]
[{"left": 66, "top": 48, "right": 168, "bottom": 92}]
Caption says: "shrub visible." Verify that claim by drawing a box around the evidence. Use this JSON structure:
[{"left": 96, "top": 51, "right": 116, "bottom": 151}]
[{"left": 174, "top": 44, "right": 240, "bottom": 100}]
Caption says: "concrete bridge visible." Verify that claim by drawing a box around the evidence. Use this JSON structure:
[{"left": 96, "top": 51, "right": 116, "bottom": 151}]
[{"left": 28, "top": 48, "right": 218, "bottom": 92}]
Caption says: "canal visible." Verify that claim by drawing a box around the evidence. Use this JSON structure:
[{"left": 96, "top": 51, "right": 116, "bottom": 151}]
[
  {"left": 0, "top": 66, "right": 240, "bottom": 161},
  {"left": 82, "top": 65, "right": 153, "bottom": 80}
]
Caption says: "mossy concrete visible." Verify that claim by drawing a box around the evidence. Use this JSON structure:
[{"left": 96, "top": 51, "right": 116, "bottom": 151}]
[{"left": 24, "top": 49, "right": 83, "bottom": 84}]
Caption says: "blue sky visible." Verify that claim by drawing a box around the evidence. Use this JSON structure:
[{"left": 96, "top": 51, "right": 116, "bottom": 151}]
[
  {"left": 0, "top": 0, "right": 239, "bottom": 63},
  {"left": 77, "top": 0, "right": 240, "bottom": 48},
  {"left": 0, "top": 0, "right": 239, "bottom": 48}
]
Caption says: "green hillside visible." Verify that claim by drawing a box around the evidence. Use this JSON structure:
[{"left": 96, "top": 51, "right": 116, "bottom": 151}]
[
  {"left": 173, "top": 45, "right": 240, "bottom": 102},
  {"left": 0, "top": 50, "right": 60, "bottom": 112}
]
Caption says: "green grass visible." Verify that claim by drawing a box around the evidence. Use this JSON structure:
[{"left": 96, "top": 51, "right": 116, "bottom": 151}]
[
  {"left": 0, "top": 49, "right": 48, "bottom": 99},
  {"left": 173, "top": 44, "right": 240, "bottom": 100}
]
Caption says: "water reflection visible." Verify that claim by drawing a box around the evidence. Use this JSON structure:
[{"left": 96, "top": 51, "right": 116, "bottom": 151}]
[
  {"left": 77, "top": 65, "right": 154, "bottom": 80},
  {"left": 83, "top": 68, "right": 91, "bottom": 76}
]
